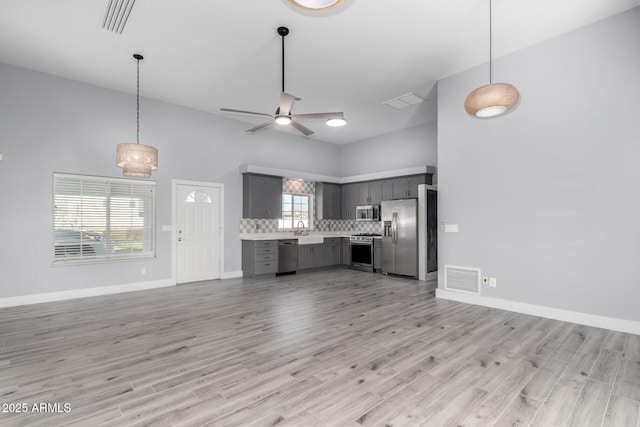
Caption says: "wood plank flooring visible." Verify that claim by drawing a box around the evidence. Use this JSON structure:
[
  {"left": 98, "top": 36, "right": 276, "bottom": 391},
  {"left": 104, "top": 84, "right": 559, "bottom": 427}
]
[{"left": 1, "top": 269, "right": 639, "bottom": 426}]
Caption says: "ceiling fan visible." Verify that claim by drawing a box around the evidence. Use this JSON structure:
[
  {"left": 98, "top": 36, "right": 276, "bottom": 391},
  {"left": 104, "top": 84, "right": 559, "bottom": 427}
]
[{"left": 220, "top": 26, "right": 346, "bottom": 137}]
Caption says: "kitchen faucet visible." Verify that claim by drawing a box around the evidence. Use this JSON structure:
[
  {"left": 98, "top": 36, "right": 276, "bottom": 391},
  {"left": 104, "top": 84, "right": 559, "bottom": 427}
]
[{"left": 294, "top": 220, "right": 307, "bottom": 236}]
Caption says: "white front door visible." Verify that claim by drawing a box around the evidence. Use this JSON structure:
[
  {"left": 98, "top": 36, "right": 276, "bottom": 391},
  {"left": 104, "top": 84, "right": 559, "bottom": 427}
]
[{"left": 176, "top": 184, "right": 221, "bottom": 284}]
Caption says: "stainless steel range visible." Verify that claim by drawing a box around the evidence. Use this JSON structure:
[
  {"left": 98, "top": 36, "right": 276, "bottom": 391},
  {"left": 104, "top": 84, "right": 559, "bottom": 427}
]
[{"left": 350, "top": 233, "right": 381, "bottom": 272}]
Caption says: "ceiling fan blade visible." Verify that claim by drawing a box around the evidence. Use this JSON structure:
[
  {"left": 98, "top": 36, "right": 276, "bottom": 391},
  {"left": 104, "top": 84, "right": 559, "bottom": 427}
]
[
  {"left": 246, "top": 119, "right": 275, "bottom": 134},
  {"left": 290, "top": 120, "right": 314, "bottom": 137},
  {"left": 220, "top": 108, "right": 273, "bottom": 118},
  {"left": 292, "top": 112, "right": 345, "bottom": 120},
  {"left": 279, "top": 92, "right": 301, "bottom": 115}
]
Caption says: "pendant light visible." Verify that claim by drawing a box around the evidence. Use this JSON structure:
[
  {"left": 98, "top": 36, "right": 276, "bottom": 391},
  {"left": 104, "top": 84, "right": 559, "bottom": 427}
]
[
  {"left": 464, "top": 0, "right": 520, "bottom": 118},
  {"left": 116, "top": 54, "right": 158, "bottom": 177},
  {"left": 288, "top": 0, "right": 345, "bottom": 11}
]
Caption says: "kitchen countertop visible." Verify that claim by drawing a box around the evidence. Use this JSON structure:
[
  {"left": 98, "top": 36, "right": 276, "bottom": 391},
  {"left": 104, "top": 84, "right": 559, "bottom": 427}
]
[{"left": 240, "top": 232, "right": 381, "bottom": 241}]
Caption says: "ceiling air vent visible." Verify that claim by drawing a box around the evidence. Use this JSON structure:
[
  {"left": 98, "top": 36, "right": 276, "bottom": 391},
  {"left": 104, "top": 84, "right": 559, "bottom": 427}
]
[
  {"left": 383, "top": 92, "right": 425, "bottom": 110},
  {"left": 101, "top": 0, "right": 137, "bottom": 34},
  {"left": 445, "top": 265, "right": 481, "bottom": 295}
]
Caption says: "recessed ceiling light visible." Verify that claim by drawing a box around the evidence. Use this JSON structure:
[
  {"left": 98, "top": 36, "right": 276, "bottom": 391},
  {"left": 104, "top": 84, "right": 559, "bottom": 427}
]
[{"left": 288, "top": 0, "right": 345, "bottom": 10}]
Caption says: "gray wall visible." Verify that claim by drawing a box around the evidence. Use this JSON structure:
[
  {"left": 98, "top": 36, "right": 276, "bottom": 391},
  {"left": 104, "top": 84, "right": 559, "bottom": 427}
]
[
  {"left": 338, "top": 121, "right": 437, "bottom": 183},
  {"left": 0, "top": 62, "right": 341, "bottom": 298},
  {"left": 437, "top": 7, "right": 640, "bottom": 321}
]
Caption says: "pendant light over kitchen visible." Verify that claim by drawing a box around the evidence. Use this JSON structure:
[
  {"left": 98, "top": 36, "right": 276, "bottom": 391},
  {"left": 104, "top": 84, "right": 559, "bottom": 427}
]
[
  {"left": 464, "top": 0, "right": 520, "bottom": 118},
  {"left": 116, "top": 54, "right": 158, "bottom": 177}
]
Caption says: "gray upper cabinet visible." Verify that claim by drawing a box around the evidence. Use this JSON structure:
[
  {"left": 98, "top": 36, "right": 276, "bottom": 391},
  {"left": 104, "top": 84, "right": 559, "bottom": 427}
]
[
  {"left": 356, "top": 182, "right": 370, "bottom": 205},
  {"left": 390, "top": 174, "right": 428, "bottom": 199},
  {"left": 369, "top": 181, "right": 383, "bottom": 205},
  {"left": 341, "top": 184, "right": 357, "bottom": 220},
  {"left": 356, "top": 181, "right": 382, "bottom": 205},
  {"left": 391, "top": 178, "right": 409, "bottom": 199},
  {"left": 243, "top": 174, "right": 282, "bottom": 219},
  {"left": 316, "top": 182, "right": 341, "bottom": 220},
  {"left": 408, "top": 175, "right": 426, "bottom": 198}
]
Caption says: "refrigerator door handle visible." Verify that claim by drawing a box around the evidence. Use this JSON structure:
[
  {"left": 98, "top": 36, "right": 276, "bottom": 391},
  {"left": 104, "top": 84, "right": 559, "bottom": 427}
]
[{"left": 392, "top": 212, "right": 398, "bottom": 244}]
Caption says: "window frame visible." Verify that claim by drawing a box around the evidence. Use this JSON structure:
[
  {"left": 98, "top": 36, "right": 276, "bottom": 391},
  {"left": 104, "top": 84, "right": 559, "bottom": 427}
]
[
  {"left": 52, "top": 173, "right": 157, "bottom": 265},
  {"left": 278, "top": 193, "right": 313, "bottom": 230}
]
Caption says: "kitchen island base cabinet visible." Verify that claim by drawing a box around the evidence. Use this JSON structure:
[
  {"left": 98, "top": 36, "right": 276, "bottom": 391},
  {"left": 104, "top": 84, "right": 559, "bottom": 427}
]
[{"left": 242, "top": 240, "right": 278, "bottom": 278}]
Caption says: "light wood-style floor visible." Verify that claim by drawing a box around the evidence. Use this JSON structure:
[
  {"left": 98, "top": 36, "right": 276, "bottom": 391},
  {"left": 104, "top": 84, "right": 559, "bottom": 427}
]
[{"left": 1, "top": 269, "right": 639, "bottom": 427}]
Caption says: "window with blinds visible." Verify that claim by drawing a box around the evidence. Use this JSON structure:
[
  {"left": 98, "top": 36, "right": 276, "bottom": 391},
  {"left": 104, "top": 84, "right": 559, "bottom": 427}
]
[{"left": 53, "top": 173, "right": 156, "bottom": 264}]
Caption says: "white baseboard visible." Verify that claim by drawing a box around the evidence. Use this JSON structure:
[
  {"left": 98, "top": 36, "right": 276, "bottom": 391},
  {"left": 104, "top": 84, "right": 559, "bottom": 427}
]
[
  {"left": 436, "top": 289, "right": 640, "bottom": 336},
  {"left": 221, "top": 270, "right": 243, "bottom": 279},
  {"left": 0, "top": 279, "right": 175, "bottom": 309}
]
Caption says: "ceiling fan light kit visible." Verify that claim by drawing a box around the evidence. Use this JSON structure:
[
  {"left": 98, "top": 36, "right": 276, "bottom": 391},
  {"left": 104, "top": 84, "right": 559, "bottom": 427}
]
[
  {"left": 288, "top": 0, "right": 345, "bottom": 10},
  {"left": 220, "top": 27, "right": 346, "bottom": 137},
  {"left": 275, "top": 115, "right": 293, "bottom": 125},
  {"left": 116, "top": 54, "right": 158, "bottom": 177},
  {"left": 326, "top": 117, "right": 346, "bottom": 127},
  {"left": 464, "top": 0, "right": 520, "bottom": 118}
]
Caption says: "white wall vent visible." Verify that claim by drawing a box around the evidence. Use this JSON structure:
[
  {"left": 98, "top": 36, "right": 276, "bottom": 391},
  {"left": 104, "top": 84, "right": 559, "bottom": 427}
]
[{"left": 444, "top": 265, "right": 481, "bottom": 295}]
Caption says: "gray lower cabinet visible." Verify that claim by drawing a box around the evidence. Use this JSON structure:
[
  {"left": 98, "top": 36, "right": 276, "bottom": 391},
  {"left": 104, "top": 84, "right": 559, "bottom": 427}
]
[
  {"left": 373, "top": 238, "right": 382, "bottom": 271},
  {"left": 342, "top": 238, "right": 351, "bottom": 265},
  {"left": 322, "top": 238, "right": 342, "bottom": 267},
  {"left": 242, "top": 240, "right": 278, "bottom": 277},
  {"left": 299, "top": 244, "right": 323, "bottom": 270}
]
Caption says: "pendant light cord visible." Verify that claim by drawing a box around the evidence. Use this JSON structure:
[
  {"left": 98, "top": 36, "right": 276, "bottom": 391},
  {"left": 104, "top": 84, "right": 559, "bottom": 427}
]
[
  {"left": 489, "top": 0, "right": 493, "bottom": 84},
  {"left": 136, "top": 56, "right": 140, "bottom": 145}
]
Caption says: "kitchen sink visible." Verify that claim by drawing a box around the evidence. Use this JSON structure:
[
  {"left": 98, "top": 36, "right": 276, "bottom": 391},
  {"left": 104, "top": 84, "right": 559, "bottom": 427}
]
[{"left": 297, "top": 236, "right": 324, "bottom": 245}]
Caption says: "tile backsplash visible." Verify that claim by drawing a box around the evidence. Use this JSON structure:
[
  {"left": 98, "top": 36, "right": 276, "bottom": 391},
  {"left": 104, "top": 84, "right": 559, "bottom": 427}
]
[{"left": 239, "top": 218, "right": 382, "bottom": 234}]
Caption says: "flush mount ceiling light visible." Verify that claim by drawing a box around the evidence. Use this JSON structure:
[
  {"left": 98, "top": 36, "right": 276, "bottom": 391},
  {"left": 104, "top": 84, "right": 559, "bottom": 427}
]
[
  {"left": 116, "top": 54, "right": 158, "bottom": 177},
  {"left": 221, "top": 27, "right": 347, "bottom": 136},
  {"left": 288, "top": 0, "right": 345, "bottom": 10},
  {"left": 464, "top": 0, "right": 520, "bottom": 118}
]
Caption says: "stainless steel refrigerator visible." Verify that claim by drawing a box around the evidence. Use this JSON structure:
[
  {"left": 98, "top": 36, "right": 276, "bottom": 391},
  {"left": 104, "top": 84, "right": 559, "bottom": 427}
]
[{"left": 382, "top": 199, "right": 418, "bottom": 278}]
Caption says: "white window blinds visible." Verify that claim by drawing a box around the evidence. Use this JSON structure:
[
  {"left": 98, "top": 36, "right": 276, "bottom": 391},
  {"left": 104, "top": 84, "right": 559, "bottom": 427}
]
[{"left": 53, "top": 173, "right": 156, "bottom": 264}]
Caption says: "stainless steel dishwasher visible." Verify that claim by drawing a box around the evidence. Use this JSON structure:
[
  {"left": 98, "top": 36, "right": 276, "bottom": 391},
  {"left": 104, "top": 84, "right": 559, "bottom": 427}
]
[{"left": 277, "top": 239, "right": 298, "bottom": 274}]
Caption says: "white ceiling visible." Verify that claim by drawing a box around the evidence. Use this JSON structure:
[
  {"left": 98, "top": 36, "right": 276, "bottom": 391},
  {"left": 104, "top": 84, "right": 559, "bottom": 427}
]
[{"left": 1, "top": 0, "right": 639, "bottom": 144}]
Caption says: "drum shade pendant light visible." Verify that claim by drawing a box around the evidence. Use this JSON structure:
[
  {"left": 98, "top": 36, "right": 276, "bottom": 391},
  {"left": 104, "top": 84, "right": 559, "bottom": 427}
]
[
  {"left": 288, "top": 0, "right": 345, "bottom": 10},
  {"left": 464, "top": 0, "right": 520, "bottom": 118},
  {"left": 116, "top": 54, "right": 158, "bottom": 177}
]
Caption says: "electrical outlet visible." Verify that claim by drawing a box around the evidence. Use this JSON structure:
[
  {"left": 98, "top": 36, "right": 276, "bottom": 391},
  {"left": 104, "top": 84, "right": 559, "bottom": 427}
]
[
  {"left": 141, "top": 267, "right": 146, "bottom": 275},
  {"left": 489, "top": 277, "right": 497, "bottom": 287},
  {"left": 482, "top": 277, "right": 488, "bottom": 285}
]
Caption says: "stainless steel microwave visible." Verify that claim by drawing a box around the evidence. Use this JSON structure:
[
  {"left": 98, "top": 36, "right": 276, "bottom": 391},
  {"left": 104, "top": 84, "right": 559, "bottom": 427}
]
[{"left": 356, "top": 205, "right": 380, "bottom": 221}]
